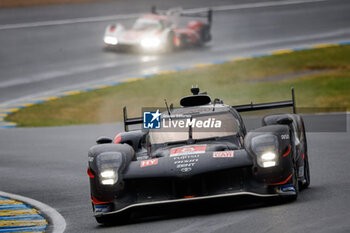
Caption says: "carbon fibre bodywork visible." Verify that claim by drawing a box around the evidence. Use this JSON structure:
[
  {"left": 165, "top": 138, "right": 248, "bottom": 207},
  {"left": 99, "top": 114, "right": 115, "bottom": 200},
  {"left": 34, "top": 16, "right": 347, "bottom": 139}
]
[{"left": 88, "top": 88, "right": 310, "bottom": 224}]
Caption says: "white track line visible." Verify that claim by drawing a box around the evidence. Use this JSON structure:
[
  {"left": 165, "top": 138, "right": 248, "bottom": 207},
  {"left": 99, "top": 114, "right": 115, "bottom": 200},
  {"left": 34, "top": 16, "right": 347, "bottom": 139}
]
[
  {"left": 187, "top": 0, "right": 328, "bottom": 13},
  {"left": 0, "top": 13, "right": 139, "bottom": 30},
  {"left": 0, "top": 190, "right": 66, "bottom": 233},
  {"left": 0, "top": 56, "right": 158, "bottom": 89},
  {"left": 0, "top": 0, "right": 328, "bottom": 30},
  {"left": 212, "top": 28, "right": 350, "bottom": 52}
]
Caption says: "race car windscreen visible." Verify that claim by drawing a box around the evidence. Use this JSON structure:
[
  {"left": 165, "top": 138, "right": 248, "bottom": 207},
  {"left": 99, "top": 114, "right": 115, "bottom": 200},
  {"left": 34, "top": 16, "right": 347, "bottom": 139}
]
[
  {"left": 132, "top": 19, "right": 162, "bottom": 30},
  {"left": 149, "top": 112, "right": 239, "bottom": 145}
]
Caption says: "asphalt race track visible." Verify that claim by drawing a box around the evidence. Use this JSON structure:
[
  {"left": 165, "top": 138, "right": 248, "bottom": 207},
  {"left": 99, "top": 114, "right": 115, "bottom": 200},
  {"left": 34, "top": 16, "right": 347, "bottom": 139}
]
[
  {"left": 0, "top": 0, "right": 350, "bottom": 232},
  {"left": 1, "top": 0, "right": 350, "bottom": 104}
]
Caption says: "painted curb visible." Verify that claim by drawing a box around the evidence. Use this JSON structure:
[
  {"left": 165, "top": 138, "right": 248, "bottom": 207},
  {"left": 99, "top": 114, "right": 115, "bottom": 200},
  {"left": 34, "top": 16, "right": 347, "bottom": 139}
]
[
  {"left": 0, "top": 195, "right": 48, "bottom": 232},
  {"left": 0, "top": 191, "right": 66, "bottom": 233},
  {"left": 1, "top": 40, "right": 349, "bottom": 128}
]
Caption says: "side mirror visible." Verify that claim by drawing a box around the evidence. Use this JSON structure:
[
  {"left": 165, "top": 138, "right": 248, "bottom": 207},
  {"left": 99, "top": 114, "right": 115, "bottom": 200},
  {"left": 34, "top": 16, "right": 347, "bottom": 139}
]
[
  {"left": 96, "top": 136, "right": 113, "bottom": 144},
  {"left": 277, "top": 117, "right": 293, "bottom": 125}
]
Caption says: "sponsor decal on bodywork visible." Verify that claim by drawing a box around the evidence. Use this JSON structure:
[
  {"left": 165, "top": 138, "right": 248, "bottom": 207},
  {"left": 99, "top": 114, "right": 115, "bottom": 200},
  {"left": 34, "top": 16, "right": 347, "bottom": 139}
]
[
  {"left": 140, "top": 159, "right": 158, "bottom": 167},
  {"left": 213, "top": 151, "right": 234, "bottom": 158},
  {"left": 94, "top": 204, "right": 112, "bottom": 213},
  {"left": 170, "top": 145, "right": 207, "bottom": 157},
  {"left": 181, "top": 167, "right": 192, "bottom": 173},
  {"left": 275, "top": 184, "right": 296, "bottom": 194},
  {"left": 172, "top": 154, "right": 200, "bottom": 172}
]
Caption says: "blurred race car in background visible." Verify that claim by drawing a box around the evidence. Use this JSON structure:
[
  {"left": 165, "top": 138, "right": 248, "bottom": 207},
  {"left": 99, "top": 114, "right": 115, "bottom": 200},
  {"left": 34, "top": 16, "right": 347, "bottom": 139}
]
[{"left": 103, "top": 6, "right": 212, "bottom": 52}]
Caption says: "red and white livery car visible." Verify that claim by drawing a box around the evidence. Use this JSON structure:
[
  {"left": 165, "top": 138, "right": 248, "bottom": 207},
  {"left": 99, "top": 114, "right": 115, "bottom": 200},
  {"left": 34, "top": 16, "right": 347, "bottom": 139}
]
[{"left": 103, "top": 7, "right": 212, "bottom": 53}]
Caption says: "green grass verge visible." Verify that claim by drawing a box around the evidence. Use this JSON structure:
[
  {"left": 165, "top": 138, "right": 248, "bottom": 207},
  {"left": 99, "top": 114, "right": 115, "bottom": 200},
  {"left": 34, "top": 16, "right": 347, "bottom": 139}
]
[{"left": 6, "top": 45, "right": 350, "bottom": 127}]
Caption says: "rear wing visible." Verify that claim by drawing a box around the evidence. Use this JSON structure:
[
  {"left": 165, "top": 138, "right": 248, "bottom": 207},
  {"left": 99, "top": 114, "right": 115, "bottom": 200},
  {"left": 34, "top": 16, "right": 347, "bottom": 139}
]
[
  {"left": 151, "top": 6, "right": 213, "bottom": 27},
  {"left": 123, "top": 106, "right": 142, "bottom": 132},
  {"left": 232, "top": 88, "right": 296, "bottom": 113},
  {"left": 123, "top": 88, "right": 296, "bottom": 132},
  {"left": 180, "top": 9, "right": 213, "bottom": 27}
]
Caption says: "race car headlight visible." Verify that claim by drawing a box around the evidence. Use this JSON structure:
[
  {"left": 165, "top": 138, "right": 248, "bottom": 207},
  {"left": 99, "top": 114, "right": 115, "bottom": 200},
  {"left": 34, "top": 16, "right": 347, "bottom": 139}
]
[
  {"left": 257, "top": 151, "right": 277, "bottom": 168},
  {"left": 100, "top": 170, "right": 118, "bottom": 185},
  {"left": 262, "top": 161, "right": 276, "bottom": 168},
  {"left": 251, "top": 135, "right": 279, "bottom": 168},
  {"left": 261, "top": 152, "right": 276, "bottom": 161},
  {"left": 104, "top": 36, "right": 118, "bottom": 45},
  {"left": 101, "top": 170, "right": 115, "bottom": 178},
  {"left": 260, "top": 152, "right": 277, "bottom": 168},
  {"left": 141, "top": 37, "right": 161, "bottom": 49},
  {"left": 257, "top": 151, "right": 278, "bottom": 168},
  {"left": 101, "top": 179, "right": 115, "bottom": 185}
]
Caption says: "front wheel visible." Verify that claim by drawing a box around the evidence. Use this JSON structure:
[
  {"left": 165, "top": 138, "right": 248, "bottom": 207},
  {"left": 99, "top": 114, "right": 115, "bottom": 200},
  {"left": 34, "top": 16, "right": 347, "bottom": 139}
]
[
  {"left": 164, "top": 32, "right": 175, "bottom": 53},
  {"left": 301, "top": 145, "right": 310, "bottom": 189},
  {"left": 292, "top": 165, "right": 299, "bottom": 200},
  {"left": 199, "top": 25, "right": 211, "bottom": 45},
  {"left": 280, "top": 161, "right": 299, "bottom": 202}
]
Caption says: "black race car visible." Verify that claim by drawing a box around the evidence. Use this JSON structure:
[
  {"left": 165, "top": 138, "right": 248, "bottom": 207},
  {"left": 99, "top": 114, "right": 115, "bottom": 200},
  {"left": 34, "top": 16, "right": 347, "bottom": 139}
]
[{"left": 87, "top": 87, "right": 310, "bottom": 224}]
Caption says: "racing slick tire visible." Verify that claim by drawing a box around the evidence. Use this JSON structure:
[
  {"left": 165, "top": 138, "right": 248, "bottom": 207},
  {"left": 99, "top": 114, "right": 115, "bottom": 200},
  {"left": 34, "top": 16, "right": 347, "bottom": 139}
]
[
  {"left": 179, "top": 34, "right": 188, "bottom": 49},
  {"left": 281, "top": 158, "right": 299, "bottom": 202},
  {"left": 301, "top": 119, "right": 311, "bottom": 189},
  {"left": 301, "top": 153, "right": 311, "bottom": 189},
  {"left": 165, "top": 31, "right": 175, "bottom": 53},
  {"left": 199, "top": 25, "right": 211, "bottom": 45}
]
